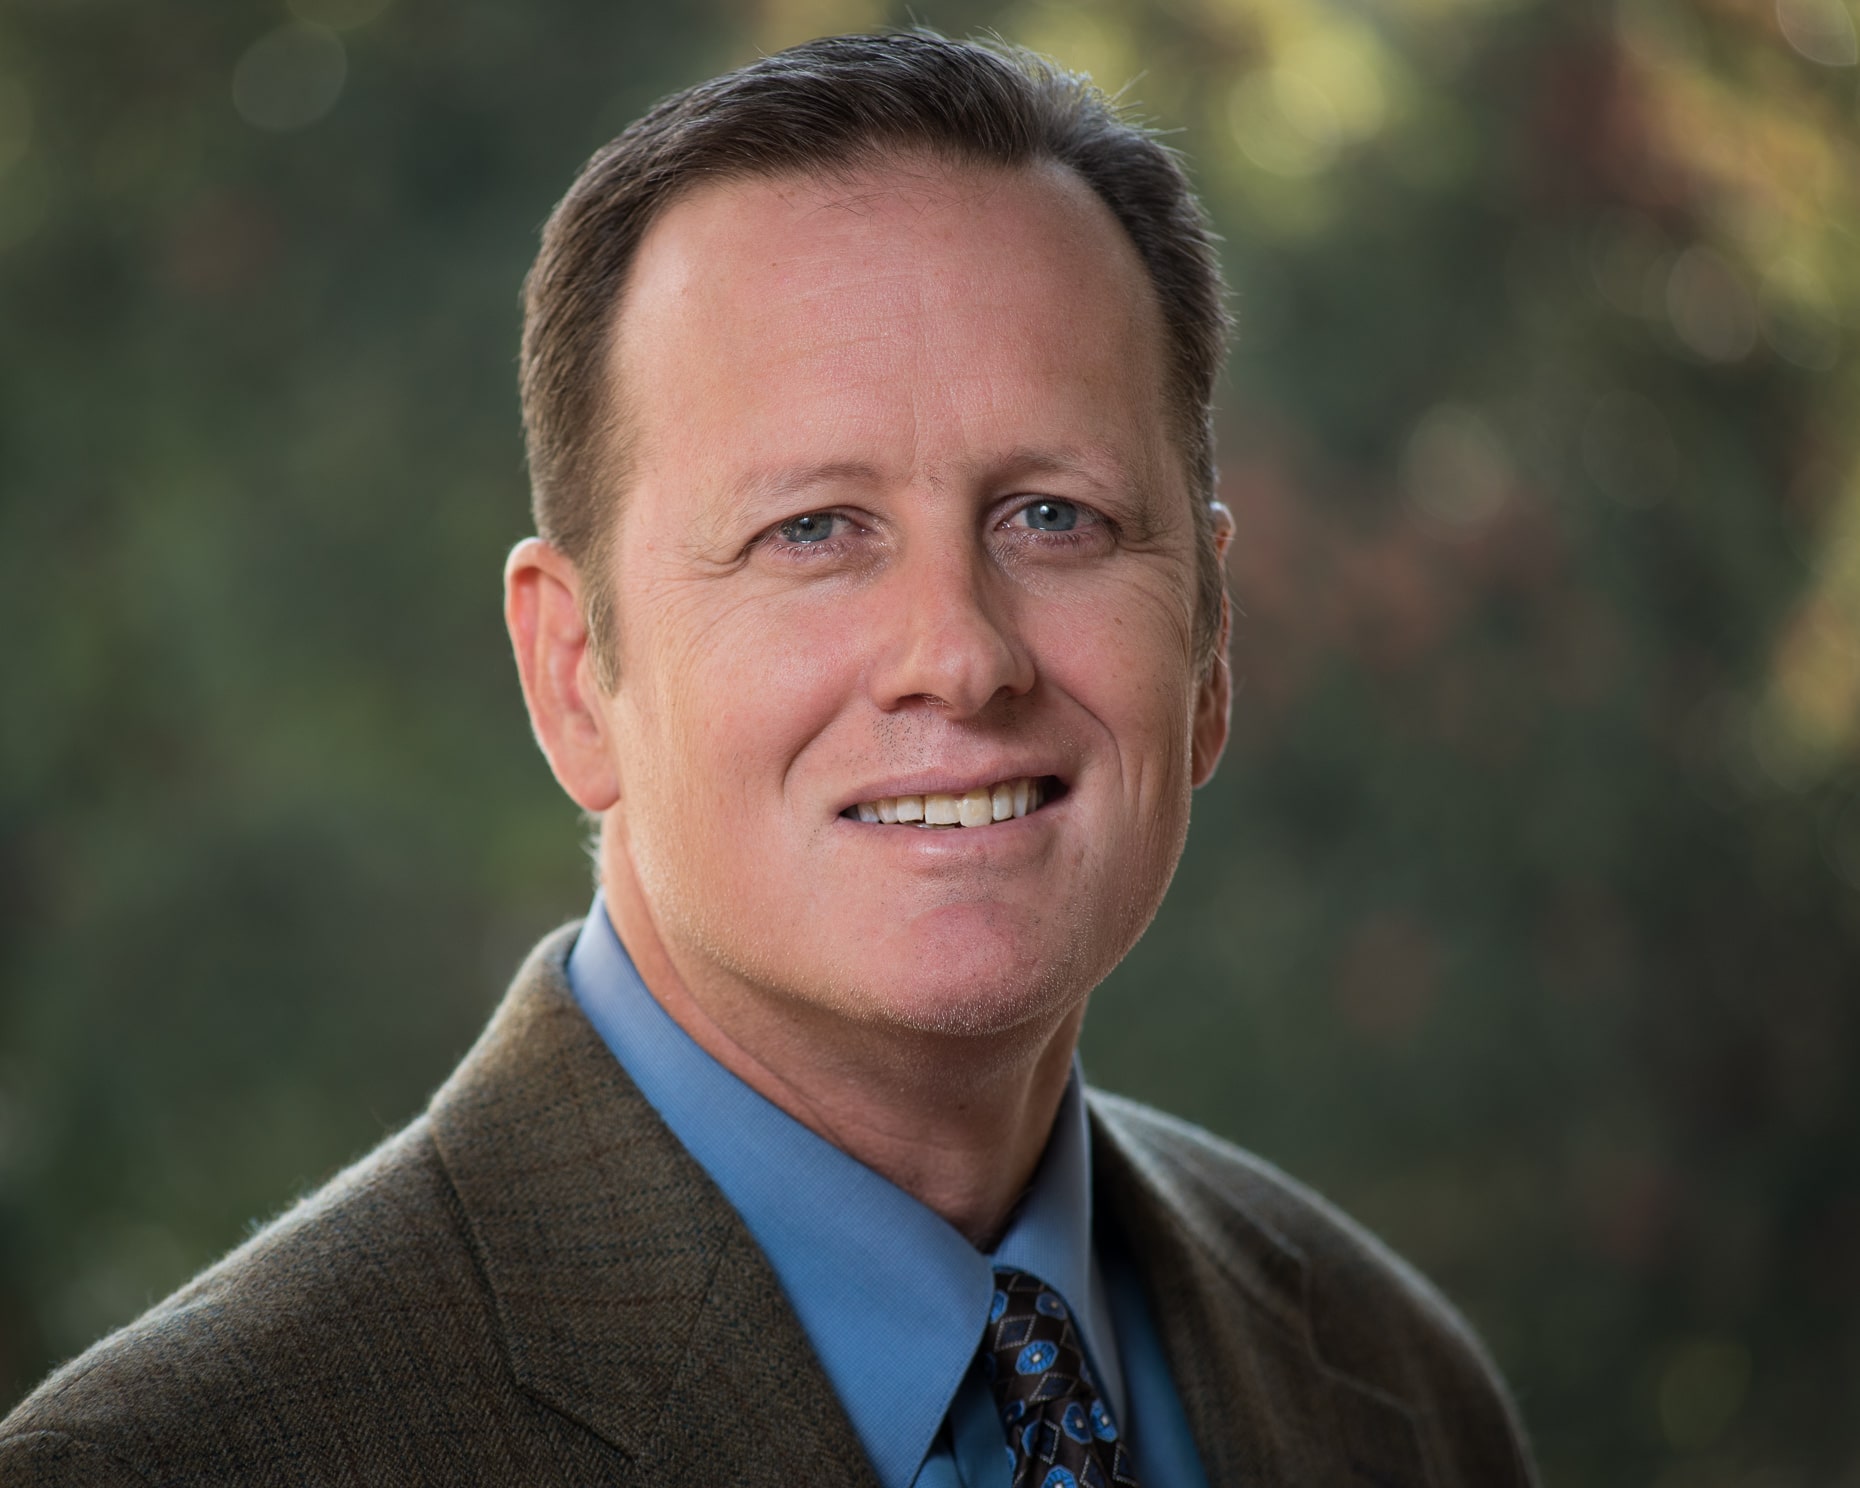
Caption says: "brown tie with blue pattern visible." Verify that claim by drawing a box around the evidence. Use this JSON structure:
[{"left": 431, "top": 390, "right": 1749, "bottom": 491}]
[{"left": 981, "top": 1267, "right": 1140, "bottom": 1488}]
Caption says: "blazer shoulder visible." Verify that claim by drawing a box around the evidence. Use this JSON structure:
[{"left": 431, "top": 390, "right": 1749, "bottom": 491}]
[
  {"left": 1090, "top": 1090, "right": 1539, "bottom": 1488},
  {"left": 0, "top": 1431, "right": 154, "bottom": 1487},
  {"left": 0, "top": 1118, "right": 532, "bottom": 1487},
  {"left": 1091, "top": 1091, "right": 1451, "bottom": 1309}
]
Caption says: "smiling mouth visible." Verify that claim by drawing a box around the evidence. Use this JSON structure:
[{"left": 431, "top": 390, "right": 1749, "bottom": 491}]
[{"left": 842, "top": 776, "right": 1062, "bottom": 828}]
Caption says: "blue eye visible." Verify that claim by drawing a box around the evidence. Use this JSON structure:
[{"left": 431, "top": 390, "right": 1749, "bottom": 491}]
[
  {"left": 1021, "top": 500, "right": 1079, "bottom": 532},
  {"left": 778, "top": 512, "right": 840, "bottom": 544}
]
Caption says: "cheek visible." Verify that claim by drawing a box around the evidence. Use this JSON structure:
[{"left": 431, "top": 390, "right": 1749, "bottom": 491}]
[
  {"left": 613, "top": 579, "right": 863, "bottom": 821},
  {"left": 1034, "top": 570, "right": 1200, "bottom": 757}
]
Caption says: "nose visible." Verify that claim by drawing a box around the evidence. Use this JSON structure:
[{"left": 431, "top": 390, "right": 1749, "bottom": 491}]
[{"left": 868, "top": 544, "right": 1035, "bottom": 718}]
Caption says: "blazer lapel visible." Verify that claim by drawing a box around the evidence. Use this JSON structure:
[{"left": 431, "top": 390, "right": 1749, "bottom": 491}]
[
  {"left": 1090, "top": 1098, "right": 1431, "bottom": 1488},
  {"left": 429, "top": 926, "right": 878, "bottom": 1487}
]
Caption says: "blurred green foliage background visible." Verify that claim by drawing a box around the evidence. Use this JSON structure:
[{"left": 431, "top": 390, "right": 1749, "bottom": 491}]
[{"left": 3, "top": 0, "right": 1858, "bottom": 1482}]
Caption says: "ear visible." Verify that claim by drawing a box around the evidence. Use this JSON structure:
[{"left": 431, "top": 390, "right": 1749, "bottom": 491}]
[
  {"left": 504, "top": 538, "right": 621, "bottom": 812},
  {"left": 1190, "top": 502, "right": 1234, "bottom": 788}
]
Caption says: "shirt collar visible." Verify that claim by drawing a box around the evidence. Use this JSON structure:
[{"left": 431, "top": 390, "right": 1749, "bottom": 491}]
[{"left": 566, "top": 897, "right": 1121, "bottom": 1488}]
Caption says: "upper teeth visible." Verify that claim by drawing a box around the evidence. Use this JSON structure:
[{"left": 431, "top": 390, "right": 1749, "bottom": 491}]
[{"left": 852, "top": 777, "right": 1044, "bottom": 827}]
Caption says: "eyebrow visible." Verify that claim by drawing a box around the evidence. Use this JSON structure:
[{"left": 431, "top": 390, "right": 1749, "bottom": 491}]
[
  {"left": 726, "top": 460, "right": 885, "bottom": 511},
  {"left": 989, "top": 446, "right": 1136, "bottom": 494}
]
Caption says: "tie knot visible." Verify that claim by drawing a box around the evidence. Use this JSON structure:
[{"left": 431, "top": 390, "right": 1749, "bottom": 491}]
[{"left": 981, "top": 1268, "right": 1137, "bottom": 1488}]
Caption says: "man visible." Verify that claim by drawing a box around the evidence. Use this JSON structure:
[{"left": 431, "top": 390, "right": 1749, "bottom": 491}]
[{"left": 1, "top": 32, "right": 1537, "bottom": 1488}]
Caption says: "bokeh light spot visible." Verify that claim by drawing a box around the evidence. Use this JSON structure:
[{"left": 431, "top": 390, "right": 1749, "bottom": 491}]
[
  {"left": 1656, "top": 1337, "right": 1751, "bottom": 1451},
  {"left": 1760, "top": 597, "right": 1860, "bottom": 781},
  {"left": 1279, "top": 27, "right": 1389, "bottom": 143},
  {"left": 1759, "top": 261, "right": 1841, "bottom": 371},
  {"left": 1776, "top": 0, "right": 1858, "bottom": 66},
  {"left": 1403, "top": 404, "right": 1513, "bottom": 527},
  {"left": 232, "top": 24, "right": 347, "bottom": 133},
  {"left": 1666, "top": 246, "right": 1758, "bottom": 363},
  {"left": 1748, "top": 704, "right": 1827, "bottom": 791},
  {"left": 1229, "top": 69, "right": 1341, "bottom": 178}
]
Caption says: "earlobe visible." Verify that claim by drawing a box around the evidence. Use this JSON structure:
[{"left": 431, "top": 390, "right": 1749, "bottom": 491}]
[
  {"left": 1190, "top": 622, "right": 1231, "bottom": 787},
  {"left": 1190, "top": 503, "right": 1235, "bottom": 788},
  {"left": 504, "top": 538, "right": 622, "bottom": 812}
]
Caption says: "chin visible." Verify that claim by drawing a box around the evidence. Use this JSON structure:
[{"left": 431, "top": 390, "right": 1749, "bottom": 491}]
[
  {"left": 829, "top": 938, "right": 1103, "bottom": 1042},
  {"left": 807, "top": 884, "right": 1149, "bottom": 1040}
]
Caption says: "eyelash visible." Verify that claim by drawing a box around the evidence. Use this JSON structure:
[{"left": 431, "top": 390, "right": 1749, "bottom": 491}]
[
  {"left": 1004, "top": 500, "right": 1101, "bottom": 544},
  {"left": 764, "top": 512, "right": 863, "bottom": 555},
  {"left": 761, "top": 500, "right": 1105, "bottom": 556}
]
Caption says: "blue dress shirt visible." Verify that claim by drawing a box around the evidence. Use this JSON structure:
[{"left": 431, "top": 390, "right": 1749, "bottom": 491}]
[{"left": 568, "top": 899, "right": 1208, "bottom": 1488}]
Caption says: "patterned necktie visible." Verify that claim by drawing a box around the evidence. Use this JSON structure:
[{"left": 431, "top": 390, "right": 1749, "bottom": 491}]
[{"left": 981, "top": 1267, "right": 1139, "bottom": 1488}]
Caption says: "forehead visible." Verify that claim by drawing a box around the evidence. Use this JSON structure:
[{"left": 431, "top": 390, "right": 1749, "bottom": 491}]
[
  {"left": 605, "top": 157, "right": 1175, "bottom": 488},
  {"left": 622, "top": 154, "right": 1155, "bottom": 314}
]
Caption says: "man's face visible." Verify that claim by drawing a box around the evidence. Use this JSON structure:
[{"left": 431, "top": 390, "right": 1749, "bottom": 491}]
[{"left": 591, "top": 158, "right": 1227, "bottom": 1040}]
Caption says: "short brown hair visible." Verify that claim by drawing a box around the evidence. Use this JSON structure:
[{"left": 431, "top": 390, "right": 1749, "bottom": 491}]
[{"left": 520, "top": 30, "right": 1230, "bottom": 682}]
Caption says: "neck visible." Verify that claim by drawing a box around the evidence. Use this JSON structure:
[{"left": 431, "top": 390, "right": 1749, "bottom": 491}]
[{"left": 599, "top": 862, "right": 1084, "bottom": 1248}]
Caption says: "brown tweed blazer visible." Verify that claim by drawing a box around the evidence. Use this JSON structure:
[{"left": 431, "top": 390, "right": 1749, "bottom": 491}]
[{"left": 0, "top": 927, "right": 1537, "bottom": 1486}]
